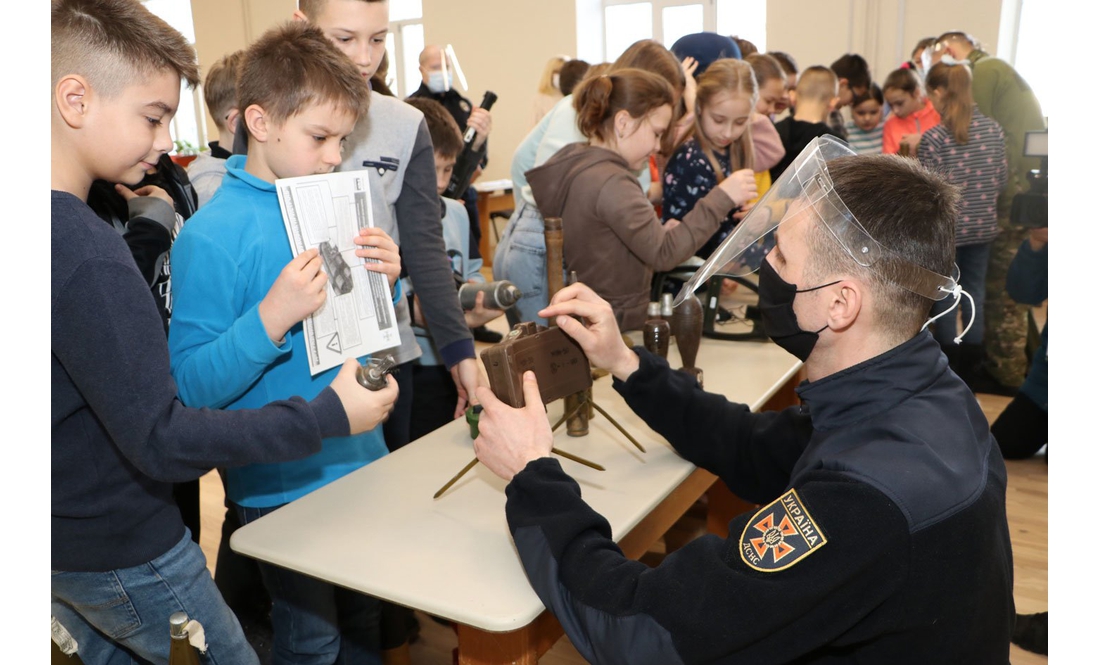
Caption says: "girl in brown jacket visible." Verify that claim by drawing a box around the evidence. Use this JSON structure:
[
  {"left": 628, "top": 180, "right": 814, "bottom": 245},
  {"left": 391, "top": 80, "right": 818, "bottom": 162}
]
[{"left": 526, "top": 68, "right": 755, "bottom": 330}]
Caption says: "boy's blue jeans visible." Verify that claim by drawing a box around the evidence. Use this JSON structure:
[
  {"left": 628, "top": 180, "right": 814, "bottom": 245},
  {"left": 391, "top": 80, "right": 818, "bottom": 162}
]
[
  {"left": 51, "top": 529, "right": 258, "bottom": 665},
  {"left": 494, "top": 202, "right": 553, "bottom": 327},
  {"left": 931, "top": 241, "right": 993, "bottom": 346},
  {"left": 235, "top": 503, "right": 382, "bottom": 665}
]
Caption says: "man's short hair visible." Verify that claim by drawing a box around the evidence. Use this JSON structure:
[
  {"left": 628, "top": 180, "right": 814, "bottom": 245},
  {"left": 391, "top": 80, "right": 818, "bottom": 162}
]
[
  {"left": 237, "top": 21, "right": 370, "bottom": 139},
  {"left": 405, "top": 97, "right": 463, "bottom": 159},
  {"left": 52, "top": 0, "right": 199, "bottom": 97},
  {"left": 805, "top": 155, "right": 959, "bottom": 339},
  {"left": 795, "top": 66, "right": 838, "bottom": 105},
  {"left": 830, "top": 53, "right": 871, "bottom": 92},
  {"left": 203, "top": 51, "right": 244, "bottom": 133}
]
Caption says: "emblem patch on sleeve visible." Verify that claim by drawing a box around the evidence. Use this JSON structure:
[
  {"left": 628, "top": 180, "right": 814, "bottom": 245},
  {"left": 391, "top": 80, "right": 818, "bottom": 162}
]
[{"left": 739, "top": 489, "right": 827, "bottom": 572}]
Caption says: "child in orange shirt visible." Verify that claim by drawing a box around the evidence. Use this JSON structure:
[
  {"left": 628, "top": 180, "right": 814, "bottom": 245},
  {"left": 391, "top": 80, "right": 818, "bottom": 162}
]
[{"left": 882, "top": 67, "right": 940, "bottom": 154}]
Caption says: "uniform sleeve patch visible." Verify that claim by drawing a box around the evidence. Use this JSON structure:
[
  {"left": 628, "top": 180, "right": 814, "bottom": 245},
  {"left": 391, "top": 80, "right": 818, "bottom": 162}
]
[{"left": 739, "top": 489, "right": 827, "bottom": 572}]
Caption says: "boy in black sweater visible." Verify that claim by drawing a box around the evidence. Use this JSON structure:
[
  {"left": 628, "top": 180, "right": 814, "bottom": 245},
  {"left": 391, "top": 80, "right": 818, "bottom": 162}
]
[
  {"left": 770, "top": 66, "right": 844, "bottom": 180},
  {"left": 50, "top": 1, "right": 397, "bottom": 663}
]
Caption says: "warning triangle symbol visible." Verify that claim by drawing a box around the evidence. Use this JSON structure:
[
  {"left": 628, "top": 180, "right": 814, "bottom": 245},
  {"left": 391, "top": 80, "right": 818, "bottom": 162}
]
[{"left": 326, "top": 333, "right": 342, "bottom": 354}]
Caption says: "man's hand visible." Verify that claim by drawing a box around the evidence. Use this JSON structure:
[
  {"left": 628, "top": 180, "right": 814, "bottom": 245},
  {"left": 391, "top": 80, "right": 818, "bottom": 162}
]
[
  {"left": 467, "top": 107, "right": 492, "bottom": 151},
  {"left": 450, "top": 357, "right": 485, "bottom": 418},
  {"left": 115, "top": 183, "right": 174, "bottom": 207},
  {"left": 329, "top": 358, "right": 399, "bottom": 435},
  {"left": 473, "top": 371, "right": 553, "bottom": 481},
  {"left": 258, "top": 249, "right": 328, "bottom": 344},
  {"left": 354, "top": 227, "right": 401, "bottom": 290},
  {"left": 538, "top": 283, "right": 640, "bottom": 381},
  {"left": 464, "top": 288, "right": 504, "bottom": 329}
]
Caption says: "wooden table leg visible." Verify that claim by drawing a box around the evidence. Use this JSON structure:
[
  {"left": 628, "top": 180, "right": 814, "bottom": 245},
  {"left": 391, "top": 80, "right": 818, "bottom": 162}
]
[
  {"left": 477, "top": 191, "right": 493, "bottom": 268},
  {"left": 455, "top": 612, "right": 563, "bottom": 664}
]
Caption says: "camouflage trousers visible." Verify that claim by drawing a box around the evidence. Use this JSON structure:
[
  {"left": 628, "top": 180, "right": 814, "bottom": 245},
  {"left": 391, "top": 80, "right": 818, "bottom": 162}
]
[{"left": 982, "top": 219, "right": 1029, "bottom": 386}]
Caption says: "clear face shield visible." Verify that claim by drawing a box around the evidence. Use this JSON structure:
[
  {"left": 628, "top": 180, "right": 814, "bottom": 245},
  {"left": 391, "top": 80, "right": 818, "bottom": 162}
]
[{"left": 675, "top": 136, "right": 969, "bottom": 339}]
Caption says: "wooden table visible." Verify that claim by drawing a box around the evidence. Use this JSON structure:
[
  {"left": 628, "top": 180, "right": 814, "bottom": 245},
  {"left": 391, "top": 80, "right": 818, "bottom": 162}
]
[
  {"left": 472, "top": 179, "right": 513, "bottom": 267},
  {"left": 231, "top": 335, "right": 801, "bottom": 663}
]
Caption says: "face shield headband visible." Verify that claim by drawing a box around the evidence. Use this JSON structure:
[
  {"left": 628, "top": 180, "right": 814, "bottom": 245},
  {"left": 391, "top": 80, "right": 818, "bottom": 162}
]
[{"left": 674, "top": 135, "right": 960, "bottom": 308}]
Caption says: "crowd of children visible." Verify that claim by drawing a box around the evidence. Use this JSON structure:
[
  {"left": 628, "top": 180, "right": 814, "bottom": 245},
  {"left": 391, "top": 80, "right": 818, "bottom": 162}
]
[{"left": 52, "top": 1, "right": 1044, "bottom": 661}]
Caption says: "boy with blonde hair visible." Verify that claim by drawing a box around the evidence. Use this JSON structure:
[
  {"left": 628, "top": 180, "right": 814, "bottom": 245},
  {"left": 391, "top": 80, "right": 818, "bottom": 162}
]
[
  {"left": 770, "top": 65, "right": 843, "bottom": 179},
  {"left": 188, "top": 49, "right": 244, "bottom": 206},
  {"left": 51, "top": 2, "right": 395, "bottom": 663},
  {"left": 168, "top": 20, "right": 403, "bottom": 665},
  {"left": 294, "top": 0, "right": 484, "bottom": 456}
]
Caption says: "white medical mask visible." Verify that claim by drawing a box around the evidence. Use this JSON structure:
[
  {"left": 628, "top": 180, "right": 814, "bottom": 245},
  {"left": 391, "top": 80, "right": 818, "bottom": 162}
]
[
  {"left": 427, "top": 70, "right": 451, "bottom": 94},
  {"left": 939, "top": 53, "right": 964, "bottom": 66}
]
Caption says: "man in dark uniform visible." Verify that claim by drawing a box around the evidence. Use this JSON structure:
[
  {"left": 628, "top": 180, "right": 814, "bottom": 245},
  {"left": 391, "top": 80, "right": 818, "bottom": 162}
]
[{"left": 473, "top": 139, "right": 1014, "bottom": 663}]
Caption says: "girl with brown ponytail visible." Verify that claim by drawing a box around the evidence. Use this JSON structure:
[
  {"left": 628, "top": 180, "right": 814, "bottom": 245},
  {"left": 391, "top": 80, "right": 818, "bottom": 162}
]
[
  {"left": 524, "top": 68, "right": 746, "bottom": 330},
  {"left": 917, "top": 61, "right": 1008, "bottom": 375}
]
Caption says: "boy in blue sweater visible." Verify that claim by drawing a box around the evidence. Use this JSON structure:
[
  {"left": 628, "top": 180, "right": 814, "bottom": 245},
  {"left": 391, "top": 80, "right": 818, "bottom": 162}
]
[
  {"left": 168, "top": 21, "right": 403, "bottom": 665},
  {"left": 50, "top": 2, "right": 396, "bottom": 664}
]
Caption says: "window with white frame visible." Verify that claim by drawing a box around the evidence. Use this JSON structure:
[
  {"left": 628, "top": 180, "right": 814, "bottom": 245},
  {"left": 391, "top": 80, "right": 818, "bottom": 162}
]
[
  {"left": 1007, "top": 0, "right": 1048, "bottom": 117},
  {"left": 387, "top": 0, "right": 424, "bottom": 98},
  {"left": 601, "top": 0, "right": 765, "bottom": 62},
  {"left": 143, "top": 0, "right": 205, "bottom": 154}
]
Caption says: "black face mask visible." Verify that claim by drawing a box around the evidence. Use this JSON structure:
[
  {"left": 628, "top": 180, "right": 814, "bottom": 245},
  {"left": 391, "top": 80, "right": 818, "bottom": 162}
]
[{"left": 756, "top": 258, "right": 839, "bottom": 362}]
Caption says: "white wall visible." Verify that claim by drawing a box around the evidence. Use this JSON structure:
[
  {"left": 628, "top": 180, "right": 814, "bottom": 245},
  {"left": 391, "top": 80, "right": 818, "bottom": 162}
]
[
  {"left": 191, "top": 0, "right": 296, "bottom": 141},
  {"left": 189, "top": 0, "right": 1009, "bottom": 180},
  {"left": 421, "top": 0, "right": 578, "bottom": 182},
  {"left": 764, "top": 0, "right": 1003, "bottom": 91}
]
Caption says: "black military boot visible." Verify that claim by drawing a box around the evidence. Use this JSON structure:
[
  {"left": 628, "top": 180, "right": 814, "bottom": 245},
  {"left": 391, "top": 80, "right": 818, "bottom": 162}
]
[{"left": 1011, "top": 611, "right": 1048, "bottom": 655}]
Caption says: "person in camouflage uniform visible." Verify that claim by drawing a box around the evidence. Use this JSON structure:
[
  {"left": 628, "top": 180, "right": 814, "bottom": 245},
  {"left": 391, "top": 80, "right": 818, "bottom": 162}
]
[{"left": 933, "top": 32, "right": 1045, "bottom": 391}]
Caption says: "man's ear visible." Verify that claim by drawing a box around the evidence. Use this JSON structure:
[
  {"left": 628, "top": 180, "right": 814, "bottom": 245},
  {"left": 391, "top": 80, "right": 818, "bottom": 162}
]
[
  {"left": 826, "top": 280, "right": 862, "bottom": 332},
  {"left": 55, "top": 75, "right": 90, "bottom": 129},
  {"left": 838, "top": 77, "right": 850, "bottom": 93},
  {"left": 244, "top": 105, "right": 269, "bottom": 143},
  {"left": 291, "top": 9, "right": 308, "bottom": 22},
  {"left": 828, "top": 96, "right": 841, "bottom": 112}
]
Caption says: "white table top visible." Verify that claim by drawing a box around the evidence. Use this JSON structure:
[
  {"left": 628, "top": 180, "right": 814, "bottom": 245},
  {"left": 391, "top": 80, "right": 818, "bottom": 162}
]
[
  {"left": 472, "top": 178, "right": 513, "bottom": 194},
  {"left": 231, "top": 334, "right": 800, "bottom": 633}
]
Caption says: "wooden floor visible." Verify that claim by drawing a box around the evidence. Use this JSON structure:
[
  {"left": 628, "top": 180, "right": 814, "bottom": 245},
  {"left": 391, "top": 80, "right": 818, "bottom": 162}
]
[{"left": 198, "top": 391, "right": 1047, "bottom": 664}]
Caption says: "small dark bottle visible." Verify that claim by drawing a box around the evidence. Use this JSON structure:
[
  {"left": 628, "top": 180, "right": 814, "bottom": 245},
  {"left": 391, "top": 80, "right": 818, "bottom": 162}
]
[
  {"left": 169, "top": 612, "right": 201, "bottom": 665},
  {"left": 643, "top": 302, "right": 670, "bottom": 359}
]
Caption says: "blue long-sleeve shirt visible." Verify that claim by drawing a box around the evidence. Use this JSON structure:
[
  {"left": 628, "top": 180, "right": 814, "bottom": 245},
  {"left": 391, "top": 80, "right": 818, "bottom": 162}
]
[{"left": 169, "top": 157, "right": 392, "bottom": 508}]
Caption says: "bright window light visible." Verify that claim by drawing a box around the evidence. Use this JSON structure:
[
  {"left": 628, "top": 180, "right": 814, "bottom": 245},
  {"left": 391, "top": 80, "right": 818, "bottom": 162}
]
[
  {"left": 605, "top": 3, "right": 653, "bottom": 61},
  {"left": 662, "top": 4, "right": 704, "bottom": 49},
  {"left": 716, "top": 0, "right": 767, "bottom": 52}
]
